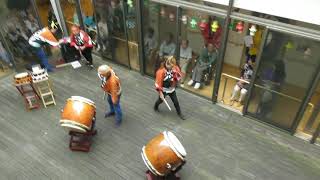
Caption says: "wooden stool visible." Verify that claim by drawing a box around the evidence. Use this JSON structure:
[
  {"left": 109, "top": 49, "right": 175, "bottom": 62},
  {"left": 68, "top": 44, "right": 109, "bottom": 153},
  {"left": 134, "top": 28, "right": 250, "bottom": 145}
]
[
  {"left": 33, "top": 79, "right": 56, "bottom": 108},
  {"left": 69, "top": 119, "right": 97, "bottom": 152},
  {"left": 15, "top": 83, "right": 41, "bottom": 110}
]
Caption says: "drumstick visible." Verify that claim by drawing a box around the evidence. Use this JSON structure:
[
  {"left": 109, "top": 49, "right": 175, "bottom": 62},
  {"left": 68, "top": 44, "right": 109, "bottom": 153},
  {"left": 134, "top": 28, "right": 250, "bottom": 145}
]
[{"left": 163, "top": 98, "right": 172, "bottom": 111}]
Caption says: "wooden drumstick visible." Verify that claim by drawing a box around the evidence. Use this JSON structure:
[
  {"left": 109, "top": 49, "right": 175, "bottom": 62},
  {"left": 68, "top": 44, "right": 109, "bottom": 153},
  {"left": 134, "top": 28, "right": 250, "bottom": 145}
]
[{"left": 163, "top": 98, "right": 172, "bottom": 111}]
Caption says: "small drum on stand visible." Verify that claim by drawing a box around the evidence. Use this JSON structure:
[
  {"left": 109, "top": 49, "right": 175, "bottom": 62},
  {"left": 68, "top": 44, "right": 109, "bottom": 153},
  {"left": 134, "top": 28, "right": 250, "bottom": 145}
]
[
  {"left": 14, "top": 72, "right": 32, "bottom": 85},
  {"left": 31, "top": 66, "right": 48, "bottom": 82},
  {"left": 142, "top": 131, "right": 187, "bottom": 179},
  {"left": 60, "top": 96, "right": 96, "bottom": 132}
]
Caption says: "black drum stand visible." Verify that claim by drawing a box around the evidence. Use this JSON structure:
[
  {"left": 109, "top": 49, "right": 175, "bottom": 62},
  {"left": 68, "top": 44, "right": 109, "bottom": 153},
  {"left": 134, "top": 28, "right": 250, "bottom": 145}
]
[
  {"left": 69, "top": 112, "right": 97, "bottom": 152},
  {"left": 145, "top": 161, "right": 186, "bottom": 180}
]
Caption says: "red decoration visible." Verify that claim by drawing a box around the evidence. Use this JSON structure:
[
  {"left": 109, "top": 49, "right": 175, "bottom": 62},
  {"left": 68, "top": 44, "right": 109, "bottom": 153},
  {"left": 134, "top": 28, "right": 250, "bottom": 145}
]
[
  {"left": 236, "top": 21, "right": 244, "bottom": 33},
  {"left": 199, "top": 20, "right": 208, "bottom": 31}
]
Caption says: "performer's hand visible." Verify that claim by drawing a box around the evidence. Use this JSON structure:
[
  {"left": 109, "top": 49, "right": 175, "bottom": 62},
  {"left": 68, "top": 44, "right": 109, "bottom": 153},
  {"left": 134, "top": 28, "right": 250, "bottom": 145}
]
[
  {"left": 74, "top": 45, "right": 79, "bottom": 50},
  {"left": 80, "top": 46, "right": 86, "bottom": 50},
  {"left": 159, "top": 92, "right": 164, "bottom": 100}
]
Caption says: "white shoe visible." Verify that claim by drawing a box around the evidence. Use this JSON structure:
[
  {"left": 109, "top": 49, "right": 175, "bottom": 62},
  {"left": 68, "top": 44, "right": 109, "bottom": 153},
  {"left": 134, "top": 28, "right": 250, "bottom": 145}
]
[
  {"left": 180, "top": 84, "right": 184, "bottom": 88},
  {"left": 194, "top": 83, "right": 201, "bottom": 89},
  {"left": 187, "top": 80, "right": 194, "bottom": 86}
]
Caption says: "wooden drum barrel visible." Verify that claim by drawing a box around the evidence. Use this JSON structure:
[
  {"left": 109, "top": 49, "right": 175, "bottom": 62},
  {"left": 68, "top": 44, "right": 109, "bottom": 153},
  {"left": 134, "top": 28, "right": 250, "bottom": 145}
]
[
  {"left": 141, "top": 131, "right": 187, "bottom": 176},
  {"left": 60, "top": 96, "right": 96, "bottom": 133},
  {"left": 14, "top": 72, "right": 32, "bottom": 85}
]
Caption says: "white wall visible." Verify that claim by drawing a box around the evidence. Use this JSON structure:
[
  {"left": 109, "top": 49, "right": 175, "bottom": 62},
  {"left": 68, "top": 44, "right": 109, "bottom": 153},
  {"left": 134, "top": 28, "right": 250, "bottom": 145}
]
[{"left": 204, "top": 0, "right": 320, "bottom": 25}]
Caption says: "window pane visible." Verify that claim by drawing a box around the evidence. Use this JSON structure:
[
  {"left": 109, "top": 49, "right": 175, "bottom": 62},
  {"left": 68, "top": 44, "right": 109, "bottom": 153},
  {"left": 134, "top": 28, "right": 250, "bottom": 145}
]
[
  {"left": 247, "top": 30, "right": 320, "bottom": 131},
  {"left": 217, "top": 19, "right": 264, "bottom": 112},
  {"left": 143, "top": 2, "right": 177, "bottom": 76},
  {"left": 60, "top": 0, "right": 80, "bottom": 33},
  {"left": 179, "top": 9, "right": 224, "bottom": 99}
]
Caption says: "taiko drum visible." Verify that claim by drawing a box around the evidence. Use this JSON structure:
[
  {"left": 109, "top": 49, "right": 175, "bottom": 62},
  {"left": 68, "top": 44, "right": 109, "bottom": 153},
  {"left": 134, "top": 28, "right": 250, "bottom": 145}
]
[
  {"left": 14, "top": 72, "right": 32, "bottom": 85},
  {"left": 141, "top": 131, "right": 187, "bottom": 176},
  {"left": 60, "top": 96, "right": 96, "bottom": 133}
]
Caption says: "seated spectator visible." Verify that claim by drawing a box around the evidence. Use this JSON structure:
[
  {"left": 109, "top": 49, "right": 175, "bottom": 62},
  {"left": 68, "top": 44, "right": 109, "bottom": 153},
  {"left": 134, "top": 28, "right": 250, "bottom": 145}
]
[
  {"left": 144, "top": 27, "right": 157, "bottom": 56},
  {"left": 230, "top": 59, "right": 254, "bottom": 105},
  {"left": 159, "top": 33, "right": 176, "bottom": 58},
  {"left": 187, "top": 43, "right": 217, "bottom": 89},
  {"left": 179, "top": 39, "right": 192, "bottom": 87}
]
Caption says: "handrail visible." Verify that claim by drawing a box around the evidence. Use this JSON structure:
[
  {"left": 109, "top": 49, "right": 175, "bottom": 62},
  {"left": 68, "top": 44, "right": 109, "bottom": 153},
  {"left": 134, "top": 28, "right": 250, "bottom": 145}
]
[{"left": 220, "top": 73, "right": 314, "bottom": 110}]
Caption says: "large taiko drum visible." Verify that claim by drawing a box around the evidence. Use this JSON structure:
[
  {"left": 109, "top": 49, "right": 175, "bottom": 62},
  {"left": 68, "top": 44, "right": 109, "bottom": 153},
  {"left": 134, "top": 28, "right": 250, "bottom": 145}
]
[
  {"left": 141, "top": 131, "right": 187, "bottom": 176},
  {"left": 14, "top": 72, "right": 32, "bottom": 85},
  {"left": 60, "top": 96, "right": 96, "bottom": 133}
]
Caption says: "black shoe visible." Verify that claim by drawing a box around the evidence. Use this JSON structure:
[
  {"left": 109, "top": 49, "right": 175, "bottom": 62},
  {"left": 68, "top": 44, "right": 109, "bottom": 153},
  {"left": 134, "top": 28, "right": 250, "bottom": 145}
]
[
  {"left": 154, "top": 105, "right": 159, "bottom": 112},
  {"left": 178, "top": 114, "right": 186, "bottom": 120}
]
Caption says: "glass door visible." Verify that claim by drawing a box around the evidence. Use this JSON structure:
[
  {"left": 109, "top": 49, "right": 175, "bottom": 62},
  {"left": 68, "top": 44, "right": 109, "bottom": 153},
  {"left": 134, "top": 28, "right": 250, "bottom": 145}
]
[
  {"left": 246, "top": 30, "right": 320, "bottom": 131},
  {"left": 217, "top": 19, "right": 265, "bottom": 112},
  {"left": 1, "top": 0, "right": 44, "bottom": 71},
  {"left": 142, "top": 1, "right": 178, "bottom": 76},
  {"left": 178, "top": 8, "right": 224, "bottom": 99},
  {"left": 94, "top": 0, "right": 129, "bottom": 67},
  {"left": 296, "top": 80, "right": 320, "bottom": 141}
]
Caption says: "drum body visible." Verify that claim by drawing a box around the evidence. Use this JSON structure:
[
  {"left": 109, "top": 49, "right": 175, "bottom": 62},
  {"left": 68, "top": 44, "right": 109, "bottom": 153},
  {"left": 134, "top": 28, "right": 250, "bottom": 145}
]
[
  {"left": 14, "top": 72, "right": 32, "bottom": 85},
  {"left": 60, "top": 96, "right": 96, "bottom": 132},
  {"left": 141, "top": 131, "right": 187, "bottom": 176},
  {"left": 31, "top": 68, "right": 48, "bottom": 82}
]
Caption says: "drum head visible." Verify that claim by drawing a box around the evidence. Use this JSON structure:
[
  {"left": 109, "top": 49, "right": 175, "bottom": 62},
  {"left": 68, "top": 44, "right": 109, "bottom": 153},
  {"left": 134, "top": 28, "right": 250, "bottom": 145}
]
[
  {"left": 15, "top": 72, "right": 29, "bottom": 79},
  {"left": 61, "top": 123, "right": 87, "bottom": 133},
  {"left": 165, "top": 131, "right": 187, "bottom": 158},
  {"left": 70, "top": 96, "right": 95, "bottom": 107}
]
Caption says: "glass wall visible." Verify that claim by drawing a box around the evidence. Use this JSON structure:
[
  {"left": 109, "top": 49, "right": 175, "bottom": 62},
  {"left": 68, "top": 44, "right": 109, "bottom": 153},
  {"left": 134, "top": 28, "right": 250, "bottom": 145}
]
[
  {"left": 179, "top": 9, "right": 224, "bottom": 98},
  {"left": 95, "top": 0, "right": 129, "bottom": 66},
  {"left": 60, "top": 0, "right": 80, "bottom": 33},
  {"left": 125, "top": 0, "right": 139, "bottom": 70},
  {"left": 0, "top": 0, "right": 40, "bottom": 71},
  {"left": 0, "top": 30, "right": 14, "bottom": 77},
  {"left": 79, "top": 0, "right": 97, "bottom": 49},
  {"left": 246, "top": 30, "right": 320, "bottom": 131},
  {"left": 217, "top": 19, "right": 264, "bottom": 112},
  {"left": 296, "top": 80, "right": 320, "bottom": 140},
  {"left": 143, "top": 2, "right": 177, "bottom": 76}
]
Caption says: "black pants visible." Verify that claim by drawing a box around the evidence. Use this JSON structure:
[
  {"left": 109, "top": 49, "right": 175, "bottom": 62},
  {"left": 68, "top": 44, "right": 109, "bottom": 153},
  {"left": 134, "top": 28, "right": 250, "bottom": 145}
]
[
  {"left": 81, "top": 47, "right": 93, "bottom": 65},
  {"left": 154, "top": 91, "right": 181, "bottom": 115}
]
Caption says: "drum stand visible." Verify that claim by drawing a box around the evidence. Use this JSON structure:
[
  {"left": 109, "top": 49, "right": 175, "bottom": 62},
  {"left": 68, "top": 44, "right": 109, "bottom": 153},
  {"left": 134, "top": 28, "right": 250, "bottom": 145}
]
[
  {"left": 146, "top": 161, "right": 186, "bottom": 180},
  {"left": 15, "top": 82, "right": 41, "bottom": 110},
  {"left": 69, "top": 113, "right": 97, "bottom": 152}
]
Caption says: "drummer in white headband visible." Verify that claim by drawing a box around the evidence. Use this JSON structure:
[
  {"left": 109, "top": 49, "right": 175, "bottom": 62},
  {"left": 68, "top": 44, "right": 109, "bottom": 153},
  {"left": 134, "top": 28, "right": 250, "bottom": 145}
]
[{"left": 98, "top": 65, "right": 123, "bottom": 126}]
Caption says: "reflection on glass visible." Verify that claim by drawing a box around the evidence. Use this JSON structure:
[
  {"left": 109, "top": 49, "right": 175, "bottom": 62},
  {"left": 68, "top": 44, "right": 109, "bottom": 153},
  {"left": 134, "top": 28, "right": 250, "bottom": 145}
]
[
  {"left": 296, "top": 83, "right": 320, "bottom": 140},
  {"left": 1, "top": 0, "right": 42, "bottom": 71},
  {"left": 0, "top": 36, "right": 14, "bottom": 77},
  {"left": 125, "top": 0, "right": 139, "bottom": 70},
  {"left": 79, "top": 0, "right": 97, "bottom": 52},
  {"left": 247, "top": 31, "right": 320, "bottom": 131},
  {"left": 143, "top": 2, "right": 177, "bottom": 76},
  {"left": 60, "top": 0, "right": 79, "bottom": 33},
  {"left": 217, "top": 20, "right": 264, "bottom": 112}
]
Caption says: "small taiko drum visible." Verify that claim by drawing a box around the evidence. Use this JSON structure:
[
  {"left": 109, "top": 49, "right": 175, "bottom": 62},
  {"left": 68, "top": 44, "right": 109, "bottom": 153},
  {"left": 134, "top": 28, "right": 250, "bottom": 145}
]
[
  {"left": 60, "top": 96, "right": 96, "bottom": 133},
  {"left": 31, "top": 68, "right": 48, "bottom": 82},
  {"left": 14, "top": 72, "right": 32, "bottom": 85},
  {"left": 141, "top": 131, "right": 187, "bottom": 176}
]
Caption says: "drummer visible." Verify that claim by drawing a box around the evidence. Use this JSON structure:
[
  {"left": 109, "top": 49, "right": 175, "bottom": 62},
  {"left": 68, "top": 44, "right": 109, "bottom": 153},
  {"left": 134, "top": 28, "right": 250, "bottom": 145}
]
[
  {"left": 98, "top": 65, "right": 122, "bottom": 126},
  {"left": 28, "top": 20, "right": 61, "bottom": 72},
  {"left": 154, "top": 56, "right": 186, "bottom": 120}
]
